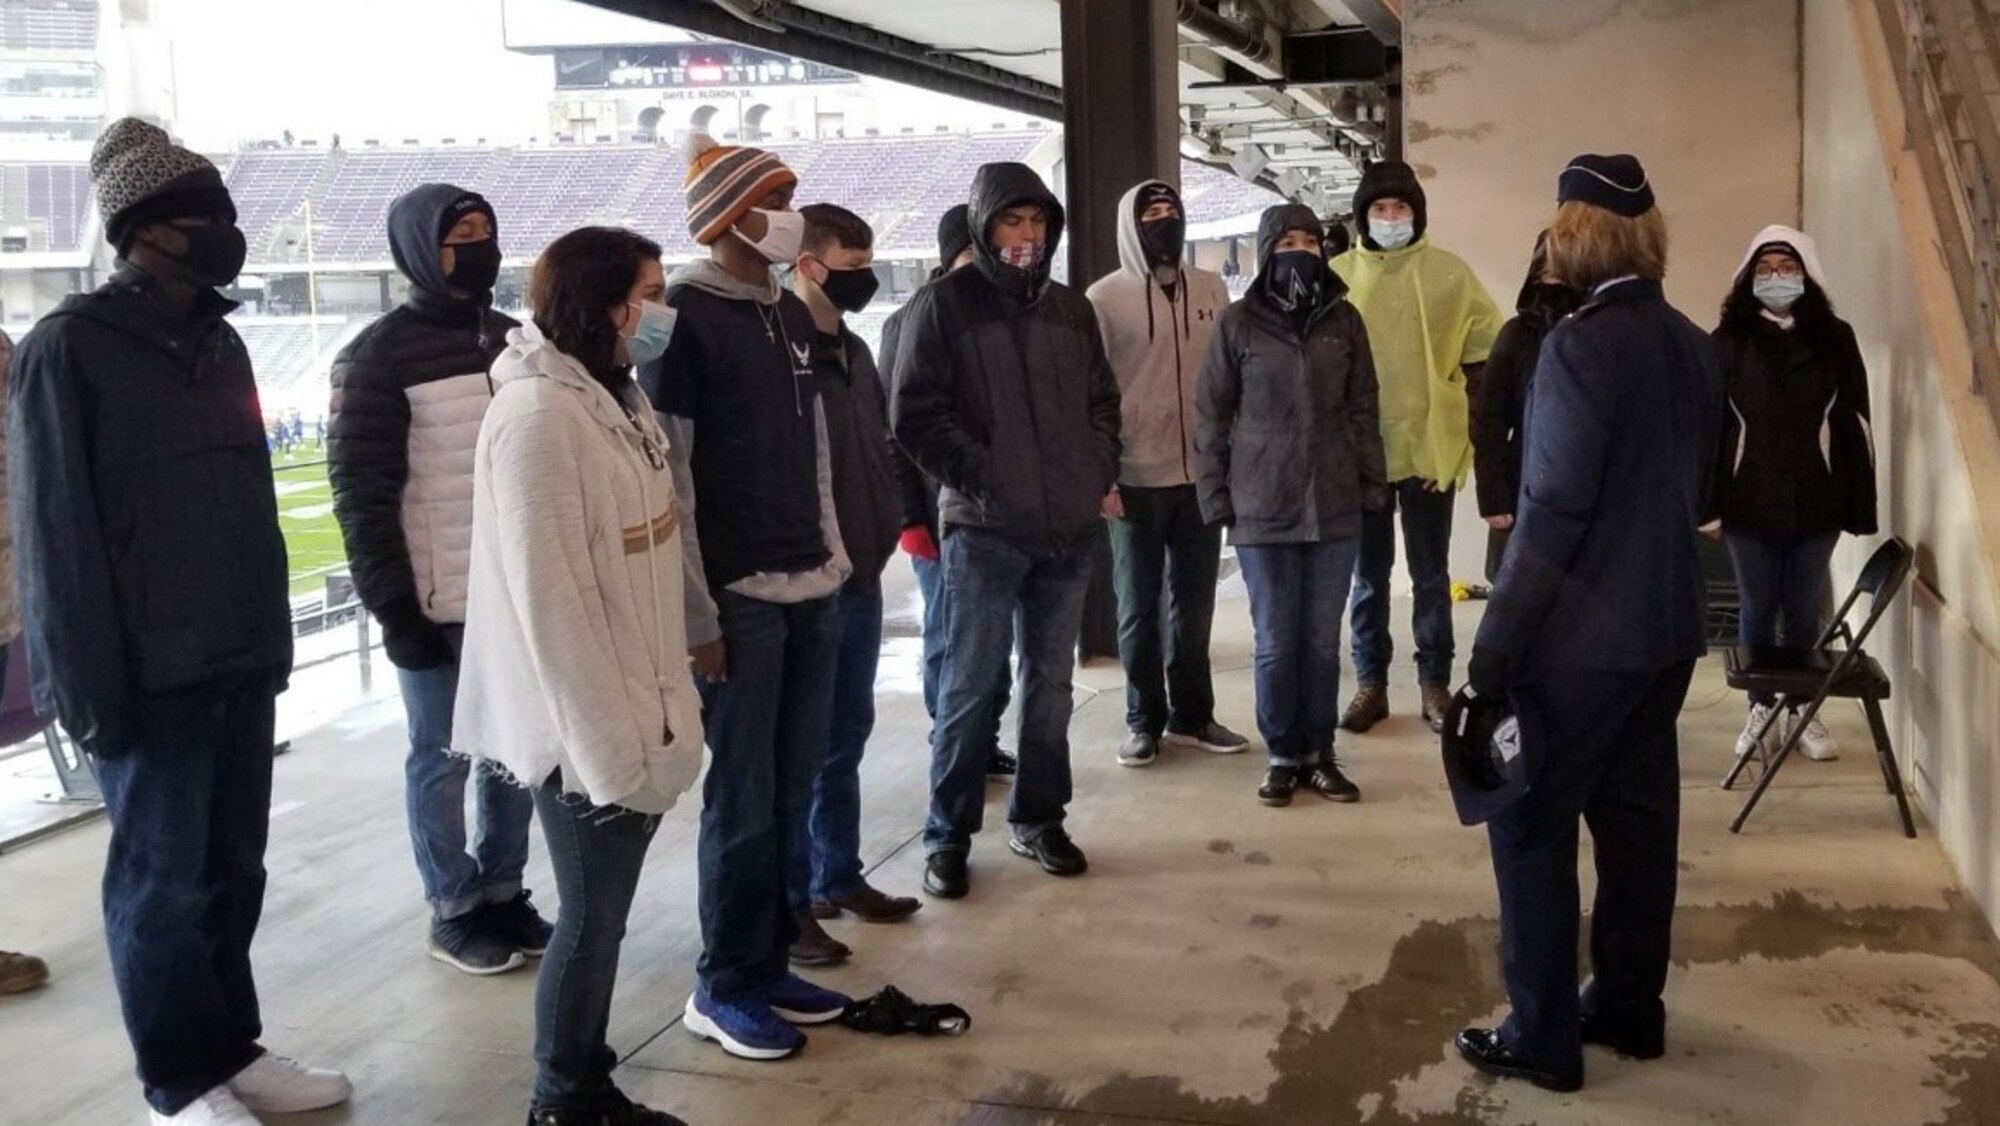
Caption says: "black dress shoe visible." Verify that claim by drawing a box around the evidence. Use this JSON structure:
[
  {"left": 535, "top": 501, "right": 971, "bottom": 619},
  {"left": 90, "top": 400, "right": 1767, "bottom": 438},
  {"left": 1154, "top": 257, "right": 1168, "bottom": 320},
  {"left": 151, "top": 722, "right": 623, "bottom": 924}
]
[
  {"left": 1455, "top": 1028, "right": 1583, "bottom": 1093},
  {"left": 1581, "top": 1013, "right": 1665, "bottom": 1060},
  {"left": 1258, "top": 765, "right": 1299, "bottom": 807},
  {"left": 924, "top": 851, "right": 969, "bottom": 899},
  {"left": 1007, "top": 827, "right": 1087, "bottom": 876}
]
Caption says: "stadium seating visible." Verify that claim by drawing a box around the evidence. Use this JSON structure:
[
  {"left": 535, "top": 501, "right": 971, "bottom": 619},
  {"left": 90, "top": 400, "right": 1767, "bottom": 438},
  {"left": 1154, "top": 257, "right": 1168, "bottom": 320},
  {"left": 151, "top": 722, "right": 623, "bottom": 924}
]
[{"left": 2, "top": 0, "right": 97, "bottom": 52}]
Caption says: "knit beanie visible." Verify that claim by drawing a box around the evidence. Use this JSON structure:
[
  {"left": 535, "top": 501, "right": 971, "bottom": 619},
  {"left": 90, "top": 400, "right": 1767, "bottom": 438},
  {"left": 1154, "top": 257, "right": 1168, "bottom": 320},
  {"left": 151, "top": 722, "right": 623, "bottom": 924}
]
[
  {"left": 936, "top": 203, "right": 973, "bottom": 267},
  {"left": 1557, "top": 154, "right": 1655, "bottom": 218},
  {"left": 683, "top": 133, "right": 797, "bottom": 247},
  {"left": 91, "top": 117, "right": 235, "bottom": 253},
  {"left": 1352, "top": 160, "right": 1428, "bottom": 248}
]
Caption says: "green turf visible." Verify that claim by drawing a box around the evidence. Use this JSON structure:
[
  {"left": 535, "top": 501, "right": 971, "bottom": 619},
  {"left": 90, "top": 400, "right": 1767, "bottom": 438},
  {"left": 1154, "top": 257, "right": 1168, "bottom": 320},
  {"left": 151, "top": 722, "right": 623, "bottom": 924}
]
[{"left": 271, "top": 450, "right": 347, "bottom": 598}]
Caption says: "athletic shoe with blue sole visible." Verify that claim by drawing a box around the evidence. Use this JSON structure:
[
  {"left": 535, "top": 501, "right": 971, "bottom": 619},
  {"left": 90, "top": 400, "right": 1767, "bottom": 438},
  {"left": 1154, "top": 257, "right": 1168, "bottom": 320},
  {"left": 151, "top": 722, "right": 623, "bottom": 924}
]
[
  {"left": 767, "top": 973, "right": 851, "bottom": 1025},
  {"left": 684, "top": 990, "right": 805, "bottom": 1061}
]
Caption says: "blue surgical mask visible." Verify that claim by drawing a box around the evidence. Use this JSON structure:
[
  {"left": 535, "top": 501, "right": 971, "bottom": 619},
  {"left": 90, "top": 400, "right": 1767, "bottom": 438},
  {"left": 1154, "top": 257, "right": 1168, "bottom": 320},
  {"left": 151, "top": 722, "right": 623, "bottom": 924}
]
[
  {"left": 1370, "top": 217, "right": 1415, "bottom": 250},
  {"left": 622, "top": 299, "right": 677, "bottom": 366},
  {"left": 1753, "top": 275, "right": 1806, "bottom": 313}
]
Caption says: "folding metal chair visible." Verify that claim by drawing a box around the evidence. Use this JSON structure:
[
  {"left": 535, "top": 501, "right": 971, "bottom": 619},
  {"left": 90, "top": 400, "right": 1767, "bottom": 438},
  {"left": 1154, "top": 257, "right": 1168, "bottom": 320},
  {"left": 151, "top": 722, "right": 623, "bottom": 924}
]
[{"left": 1718, "top": 537, "right": 1916, "bottom": 838}]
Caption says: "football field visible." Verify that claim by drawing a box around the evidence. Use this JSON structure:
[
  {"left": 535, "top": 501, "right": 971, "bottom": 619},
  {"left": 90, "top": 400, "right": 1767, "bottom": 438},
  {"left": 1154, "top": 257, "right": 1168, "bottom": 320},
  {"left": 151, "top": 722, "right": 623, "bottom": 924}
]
[{"left": 272, "top": 450, "right": 346, "bottom": 598}]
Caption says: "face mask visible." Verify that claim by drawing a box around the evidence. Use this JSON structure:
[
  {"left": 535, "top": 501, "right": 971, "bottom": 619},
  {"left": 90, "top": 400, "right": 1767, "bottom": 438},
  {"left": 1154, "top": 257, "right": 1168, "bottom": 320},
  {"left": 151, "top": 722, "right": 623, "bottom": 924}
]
[
  {"left": 1140, "top": 216, "right": 1186, "bottom": 268},
  {"left": 996, "top": 241, "right": 1046, "bottom": 272},
  {"left": 1753, "top": 275, "right": 1806, "bottom": 313},
  {"left": 146, "top": 222, "right": 248, "bottom": 288},
  {"left": 817, "top": 264, "right": 880, "bottom": 314},
  {"left": 1267, "top": 249, "right": 1324, "bottom": 313},
  {"left": 620, "top": 300, "right": 678, "bottom": 366},
  {"left": 445, "top": 238, "right": 501, "bottom": 296},
  {"left": 737, "top": 209, "right": 804, "bottom": 264},
  {"left": 1370, "top": 217, "right": 1415, "bottom": 251}
]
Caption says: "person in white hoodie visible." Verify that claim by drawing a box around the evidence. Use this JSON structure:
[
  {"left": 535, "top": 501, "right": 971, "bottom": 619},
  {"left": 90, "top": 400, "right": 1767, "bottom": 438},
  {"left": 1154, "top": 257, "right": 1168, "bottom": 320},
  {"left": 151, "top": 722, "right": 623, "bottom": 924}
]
[
  {"left": 452, "top": 226, "right": 698, "bottom": 1126},
  {"left": 1087, "top": 179, "right": 1247, "bottom": 768}
]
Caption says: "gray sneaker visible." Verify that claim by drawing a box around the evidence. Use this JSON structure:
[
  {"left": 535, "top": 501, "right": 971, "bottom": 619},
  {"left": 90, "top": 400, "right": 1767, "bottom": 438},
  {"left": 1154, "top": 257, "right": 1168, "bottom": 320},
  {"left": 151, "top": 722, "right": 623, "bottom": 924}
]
[
  {"left": 1117, "top": 731, "right": 1160, "bottom": 767},
  {"left": 1163, "top": 722, "right": 1251, "bottom": 754}
]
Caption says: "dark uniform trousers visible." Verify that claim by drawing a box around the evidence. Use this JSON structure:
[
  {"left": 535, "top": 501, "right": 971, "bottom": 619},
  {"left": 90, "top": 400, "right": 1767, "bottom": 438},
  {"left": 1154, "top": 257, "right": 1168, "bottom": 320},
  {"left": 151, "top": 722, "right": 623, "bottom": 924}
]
[{"left": 1487, "top": 659, "right": 1697, "bottom": 1076}]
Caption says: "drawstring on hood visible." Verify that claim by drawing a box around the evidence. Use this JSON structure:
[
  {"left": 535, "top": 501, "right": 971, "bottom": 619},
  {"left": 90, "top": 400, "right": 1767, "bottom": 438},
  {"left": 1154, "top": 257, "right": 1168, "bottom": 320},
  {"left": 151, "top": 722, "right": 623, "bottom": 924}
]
[{"left": 389, "top": 183, "right": 499, "bottom": 351}]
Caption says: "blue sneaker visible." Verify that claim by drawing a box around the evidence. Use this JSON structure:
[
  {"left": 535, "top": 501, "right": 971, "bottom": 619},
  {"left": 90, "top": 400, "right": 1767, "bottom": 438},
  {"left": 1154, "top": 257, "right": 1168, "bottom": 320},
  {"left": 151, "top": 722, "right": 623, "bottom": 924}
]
[
  {"left": 766, "top": 973, "right": 851, "bottom": 1025},
  {"left": 683, "top": 989, "right": 805, "bottom": 1060}
]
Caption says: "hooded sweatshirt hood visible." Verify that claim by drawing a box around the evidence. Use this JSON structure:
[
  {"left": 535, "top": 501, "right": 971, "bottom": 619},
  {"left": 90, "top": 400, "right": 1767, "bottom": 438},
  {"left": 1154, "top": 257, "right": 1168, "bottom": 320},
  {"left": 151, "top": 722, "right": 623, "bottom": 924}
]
[
  {"left": 1730, "top": 224, "right": 1828, "bottom": 290},
  {"left": 490, "top": 321, "right": 644, "bottom": 436},
  {"left": 1115, "top": 179, "right": 1182, "bottom": 278},
  {"left": 389, "top": 183, "right": 496, "bottom": 301},
  {"left": 668, "top": 257, "right": 782, "bottom": 306},
  {"left": 970, "top": 161, "right": 1065, "bottom": 296},
  {"left": 1515, "top": 229, "right": 1584, "bottom": 324},
  {"left": 1252, "top": 202, "right": 1347, "bottom": 311},
  {"left": 1352, "top": 161, "right": 1428, "bottom": 251}
]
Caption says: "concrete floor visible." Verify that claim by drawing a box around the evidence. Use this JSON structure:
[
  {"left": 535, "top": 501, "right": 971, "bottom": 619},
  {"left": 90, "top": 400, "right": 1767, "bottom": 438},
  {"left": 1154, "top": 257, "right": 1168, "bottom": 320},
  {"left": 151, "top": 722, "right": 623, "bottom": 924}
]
[{"left": 1, "top": 569, "right": 1997, "bottom": 1126}]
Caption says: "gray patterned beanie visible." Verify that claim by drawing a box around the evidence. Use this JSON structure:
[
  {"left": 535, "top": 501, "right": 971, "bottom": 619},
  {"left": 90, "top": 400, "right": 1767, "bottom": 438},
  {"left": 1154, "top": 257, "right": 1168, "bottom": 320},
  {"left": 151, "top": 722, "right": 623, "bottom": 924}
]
[{"left": 91, "top": 117, "right": 236, "bottom": 253}]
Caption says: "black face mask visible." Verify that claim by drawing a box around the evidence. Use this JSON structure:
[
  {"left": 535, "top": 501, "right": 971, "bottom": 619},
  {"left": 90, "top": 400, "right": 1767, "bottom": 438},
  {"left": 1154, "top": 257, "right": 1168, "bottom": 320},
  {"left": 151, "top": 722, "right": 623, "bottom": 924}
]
[
  {"left": 1140, "top": 216, "right": 1185, "bottom": 269},
  {"left": 1267, "top": 249, "right": 1324, "bottom": 313},
  {"left": 820, "top": 265, "right": 880, "bottom": 314},
  {"left": 446, "top": 238, "right": 502, "bottom": 296},
  {"left": 146, "top": 222, "right": 247, "bottom": 288}
]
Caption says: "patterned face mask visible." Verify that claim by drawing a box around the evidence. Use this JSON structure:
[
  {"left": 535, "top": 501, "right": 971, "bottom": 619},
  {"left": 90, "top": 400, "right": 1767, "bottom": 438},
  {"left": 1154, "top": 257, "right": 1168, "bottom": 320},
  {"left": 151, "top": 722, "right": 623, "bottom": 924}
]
[{"left": 996, "top": 241, "right": 1046, "bottom": 271}]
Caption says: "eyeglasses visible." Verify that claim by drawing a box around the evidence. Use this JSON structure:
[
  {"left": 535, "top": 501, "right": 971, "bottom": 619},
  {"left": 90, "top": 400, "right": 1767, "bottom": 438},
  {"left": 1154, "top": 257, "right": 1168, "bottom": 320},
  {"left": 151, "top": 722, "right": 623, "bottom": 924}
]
[{"left": 1753, "top": 264, "right": 1804, "bottom": 281}]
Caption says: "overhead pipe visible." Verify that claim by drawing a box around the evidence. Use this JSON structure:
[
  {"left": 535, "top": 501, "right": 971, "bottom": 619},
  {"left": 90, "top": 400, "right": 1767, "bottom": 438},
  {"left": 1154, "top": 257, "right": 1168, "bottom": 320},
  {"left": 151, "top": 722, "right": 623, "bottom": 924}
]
[{"left": 1177, "top": 0, "right": 1274, "bottom": 67}]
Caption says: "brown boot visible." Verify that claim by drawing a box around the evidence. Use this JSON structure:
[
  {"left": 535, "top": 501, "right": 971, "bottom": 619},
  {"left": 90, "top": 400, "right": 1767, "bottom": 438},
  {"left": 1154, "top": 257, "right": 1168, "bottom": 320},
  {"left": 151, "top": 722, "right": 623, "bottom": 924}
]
[
  {"left": 787, "top": 914, "right": 851, "bottom": 967},
  {"left": 823, "top": 881, "right": 922, "bottom": 924},
  {"left": 1340, "top": 685, "right": 1390, "bottom": 734},
  {"left": 0, "top": 951, "right": 48, "bottom": 995},
  {"left": 1421, "top": 683, "right": 1454, "bottom": 734}
]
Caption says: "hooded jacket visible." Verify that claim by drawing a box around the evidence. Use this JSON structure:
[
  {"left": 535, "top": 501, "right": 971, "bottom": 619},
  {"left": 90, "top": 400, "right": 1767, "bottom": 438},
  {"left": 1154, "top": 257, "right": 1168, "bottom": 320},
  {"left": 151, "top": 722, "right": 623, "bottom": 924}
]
[
  {"left": 816, "top": 324, "right": 901, "bottom": 583},
  {"left": 1085, "top": 180, "right": 1230, "bottom": 489},
  {"left": 1711, "top": 225, "right": 1877, "bottom": 537},
  {"left": 452, "top": 323, "right": 703, "bottom": 816},
  {"left": 9, "top": 271, "right": 292, "bottom": 758},
  {"left": 329, "top": 184, "right": 516, "bottom": 649},
  {"left": 1470, "top": 233, "right": 1584, "bottom": 518},
  {"left": 878, "top": 275, "right": 942, "bottom": 540},
  {"left": 889, "top": 162, "right": 1123, "bottom": 551},
  {"left": 1333, "top": 168, "right": 1501, "bottom": 488},
  {"left": 1195, "top": 204, "right": 1386, "bottom": 545}
]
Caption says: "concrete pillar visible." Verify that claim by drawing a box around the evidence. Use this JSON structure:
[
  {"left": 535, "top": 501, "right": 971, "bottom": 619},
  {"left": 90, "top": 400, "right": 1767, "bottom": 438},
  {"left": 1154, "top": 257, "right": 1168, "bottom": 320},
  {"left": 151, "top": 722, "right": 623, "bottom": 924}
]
[{"left": 1059, "top": 0, "right": 1179, "bottom": 660}]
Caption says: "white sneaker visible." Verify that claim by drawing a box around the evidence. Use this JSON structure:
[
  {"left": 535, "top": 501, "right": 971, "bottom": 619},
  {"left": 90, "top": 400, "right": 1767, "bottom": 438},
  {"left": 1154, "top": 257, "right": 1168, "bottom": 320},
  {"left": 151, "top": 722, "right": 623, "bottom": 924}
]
[
  {"left": 1793, "top": 715, "right": 1840, "bottom": 762},
  {"left": 226, "top": 1051, "right": 352, "bottom": 1113},
  {"left": 1736, "top": 704, "right": 1778, "bottom": 759},
  {"left": 150, "top": 1087, "right": 259, "bottom": 1125}
]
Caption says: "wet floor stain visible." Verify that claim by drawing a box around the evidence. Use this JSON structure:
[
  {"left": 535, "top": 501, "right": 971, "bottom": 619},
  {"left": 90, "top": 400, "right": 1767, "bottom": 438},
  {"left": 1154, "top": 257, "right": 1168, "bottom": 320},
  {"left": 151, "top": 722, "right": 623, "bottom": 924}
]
[
  {"left": 1209, "top": 839, "right": 1238, "bottom": 856},
  {"left": 1249, "top": 914, "right": 1282, "bottom": 930},
  {"left": 1242, "top": 851, "right": 1273, "bottom": 867},
  {"left": 973, "top": 890, "right": 2000, "bottom": 1126}
]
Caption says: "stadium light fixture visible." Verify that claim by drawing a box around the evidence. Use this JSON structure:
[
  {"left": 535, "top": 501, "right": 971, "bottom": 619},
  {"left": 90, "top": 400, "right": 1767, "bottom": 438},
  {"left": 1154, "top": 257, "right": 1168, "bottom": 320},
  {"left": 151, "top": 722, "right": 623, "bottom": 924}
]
[{"left": 1230, "top": 144, "right": 1269, "bottom": 181}]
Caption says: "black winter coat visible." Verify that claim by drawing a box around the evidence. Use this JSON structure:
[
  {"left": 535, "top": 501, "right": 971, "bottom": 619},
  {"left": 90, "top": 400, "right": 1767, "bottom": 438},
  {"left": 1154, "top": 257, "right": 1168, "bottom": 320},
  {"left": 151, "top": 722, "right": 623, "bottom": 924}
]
[
  {"left": 889, "top": 163, "right": 1122, "bottom": 552},
  {"left": 877, "top": 290, "right": 941, "bottom": 540},
  {"left": 1711, "top": 315, "right": 1877, "bottom": 537},
  {"left": 1470, "top": 275, "right": 1583, "bottom": 519},
  {"left": 9, "top": 272, "right": 292, "bottom": 757},
  {"left": 818, "top": 326, "right": 901, "bottom": 583}
]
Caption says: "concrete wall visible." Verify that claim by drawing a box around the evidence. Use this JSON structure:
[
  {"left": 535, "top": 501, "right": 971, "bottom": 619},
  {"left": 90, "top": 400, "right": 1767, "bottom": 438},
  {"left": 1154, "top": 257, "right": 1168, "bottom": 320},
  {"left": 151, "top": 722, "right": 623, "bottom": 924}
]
[
  {"left": 1403, "top": 0, "right": 1802, "bottom": 585},
  {"left": 1802, "top": 0, "right": 2000, "bottom": 928}
]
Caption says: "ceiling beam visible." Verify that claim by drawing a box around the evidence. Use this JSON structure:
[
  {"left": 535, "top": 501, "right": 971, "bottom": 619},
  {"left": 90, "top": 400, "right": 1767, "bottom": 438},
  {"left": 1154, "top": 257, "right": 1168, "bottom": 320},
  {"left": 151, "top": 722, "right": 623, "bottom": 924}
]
[{"left": 1339, "top": 0, "right": 1401, "bottom": 45}]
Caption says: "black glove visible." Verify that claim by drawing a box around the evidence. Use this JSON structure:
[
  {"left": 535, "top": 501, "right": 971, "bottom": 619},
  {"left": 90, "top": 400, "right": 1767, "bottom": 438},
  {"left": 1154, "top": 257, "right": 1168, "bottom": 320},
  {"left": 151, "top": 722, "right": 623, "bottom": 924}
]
[
  {"left": 382, "top": 611, "right": 452, "bottom": 672},
  {"left": 1467, "top": 646, "right": 1510, "bottom": 698}
]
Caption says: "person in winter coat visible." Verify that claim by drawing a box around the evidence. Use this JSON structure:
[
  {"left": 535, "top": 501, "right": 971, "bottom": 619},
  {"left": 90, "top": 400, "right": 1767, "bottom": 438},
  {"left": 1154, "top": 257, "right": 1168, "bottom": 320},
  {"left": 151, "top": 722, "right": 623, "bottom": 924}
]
[
  {"left": 638, "top": 135, "right": 853, "bottom": 1064},
  {"left": 1459, "top": 155, "right": 1723, "bottom": 1095},
  {"left": 1088, "top": 179, "right": 1248, "bottom": 768},
  {"left": 1333, "top": 161, "right": 1503, "bottom": 735},
  {"left": 879, "top": 204, "right": 1015, "bottom": 780},
  {"left": 11, "top": 117, "right": 350, "bottom": 1126},
  {"left": 327, "top": 183, "right": 550, "bottom": 977},
  {"left": 0, "top": 326, "right": 48, "bottom": 1002},
  {"left": 890, "top": 161, "right": 1123, "bottom": 900},
  {"left": 1470, "top": 231, "right": 1585, "bottom": 580},
  {"left": 1710, "top": 225, "right": 1878, "bottom": 764},
  {"left": 451, "top": 226, "right": 697, "bottom": 1126},
  {"left": 1197, "top": 204, "right": 1385, "bottom": 806},
  {"left": 784, "top": 203, "right": 921, "bottom": 965}
]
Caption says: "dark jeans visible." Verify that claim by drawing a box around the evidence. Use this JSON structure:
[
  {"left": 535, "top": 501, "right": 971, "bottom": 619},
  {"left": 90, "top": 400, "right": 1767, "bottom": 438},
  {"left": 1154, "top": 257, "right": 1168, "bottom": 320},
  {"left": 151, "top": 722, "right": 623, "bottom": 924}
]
[
  {"left": 1351, "top": 478, "right": 1458, "bottom": 687},
  {"left": 789, "top": 578, "right": 883, "bottom": 912},
  {"left": 1727, "top": 531, "right": 1839, "bottom": 648},
  {"left": 914, "top": 553, "right": 1011, "bottom": 751},
  {"left": 1486, "top": 661, "right": 1695, "bottom": 1078},
  {"left": 397, "top": 625, "right": 534, "bottom": 920},
  {"left": 95, "top": 676, "right": 279, "bottom": 1115},
  {"left": 531, "top": 777, "right": 657, "bottom": 1112},
  {"left": 1109, "top": 484, "right": 1222, "bottom": 736},
  {"left": 1238, "top": 538, "right": 1361, "bottom": 765},
  {"left": 696, "top": 591, "right": 839, "bottom": 1001},
  {"left": 925, "top": 527, "right": 1092, "bottom": 855}
]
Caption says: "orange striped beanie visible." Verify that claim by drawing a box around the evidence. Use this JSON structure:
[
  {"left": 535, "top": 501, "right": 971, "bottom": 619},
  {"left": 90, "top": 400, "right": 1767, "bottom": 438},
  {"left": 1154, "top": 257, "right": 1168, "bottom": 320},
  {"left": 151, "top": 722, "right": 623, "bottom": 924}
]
[{"left": 684, "top": 133, "right": 797, "bottom": 246}]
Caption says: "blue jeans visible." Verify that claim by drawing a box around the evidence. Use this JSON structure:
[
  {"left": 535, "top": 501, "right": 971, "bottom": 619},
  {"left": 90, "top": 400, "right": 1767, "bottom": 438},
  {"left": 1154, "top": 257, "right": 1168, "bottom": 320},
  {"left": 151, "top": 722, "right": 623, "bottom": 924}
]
[
  {"left": 914, "top": 554, "right": 1012, "bottom": 750},
  {"left": 1352, "top": 479, "right": 1458, "bottom": 687},
  {"left": 788, "top": 578, "right": 884, "bottom": 912},
  {"left": 531, "top": 778, "right": 657, "bottom": 1112},
  {"left": 696, "top": 591, "right": 839, "bottom": 1001},
  {"left": 925, "top": 527, "right": 1092, "bottom": 855},
  {"left": 95, "top": 675, "right": 279, "bottom": 1116},
  {"left": 1727, "top": 531, "right": 1839, "bottom": 648},
  {"left": 1239, "top": 538, "right": 1361, "bottom": 765},
  {"left": 1109, "top": 484, "right": 1223, "bottom": 736},
  {"left": 397, "top": 625, "right": 535, "bottom": 920}
]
